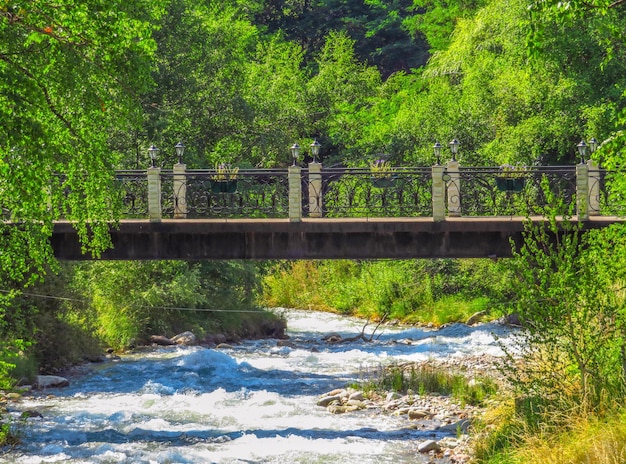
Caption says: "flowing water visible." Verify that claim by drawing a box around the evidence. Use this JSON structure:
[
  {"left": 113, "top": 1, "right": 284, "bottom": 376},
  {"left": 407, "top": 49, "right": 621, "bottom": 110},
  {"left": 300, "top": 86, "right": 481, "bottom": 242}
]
[{"left": 1, "top": 309, "right": 515, "bottom": 464}]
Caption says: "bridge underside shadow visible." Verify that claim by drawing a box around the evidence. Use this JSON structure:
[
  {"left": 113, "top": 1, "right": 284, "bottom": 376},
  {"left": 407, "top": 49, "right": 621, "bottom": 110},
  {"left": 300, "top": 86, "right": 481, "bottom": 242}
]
[{"left": 51, "top": 217, "right": 622, "bottom": 261}]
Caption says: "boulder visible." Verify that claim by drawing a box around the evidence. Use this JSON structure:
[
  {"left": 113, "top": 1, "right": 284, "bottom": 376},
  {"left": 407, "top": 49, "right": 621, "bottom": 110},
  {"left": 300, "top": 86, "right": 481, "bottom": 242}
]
[
  {"left": 317, "top": 394, "right": 342, "bottom": 407},
  {"left": 150, "top": 335, "right": 175, "bottom": 346},
  {"left": 171, "top": 331, "right": 197, "bottom": 346},
  {"left": 505, "top": 312, "right": 522, "bottom": 326},
  {"left": 35, "top": 375, "right": 69, "bottom": 389},
  {"left": 348, "top": 391, "right": 364, "bottom": 401},
  {"left": 276, "top": 340, "right": 297, "bottom": 349},
  {"left": 216, "top": 343, "right": 234, "bottom": 350},
  {"left": 438, "top": 418, "right": 472, "bottom": 434},
  {"left": 322, "top": 333, "right": 343, "bottom": 343},
  {"left": 21, "top": 409, "right": 43, "bottom": 419},
  {"left": 408, "top": 409, "right": 430, "bottom": 420},
  {"left": 417, "top": 439, "right": 441, "bottom": 453}
]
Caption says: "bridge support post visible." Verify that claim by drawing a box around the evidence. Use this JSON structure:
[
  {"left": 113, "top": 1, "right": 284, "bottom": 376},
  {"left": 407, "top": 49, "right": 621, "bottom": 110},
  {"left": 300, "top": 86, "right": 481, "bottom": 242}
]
[
  {"left": 446, "top": 160, "right": 461, "bottom": 217},
  {"left": 432, "top": 165, "right": 446, "bottom": 221},
  {"left": 288, "top": 165, "right": 302, "bottom": 222},
  {"left": 587, "top": 159, "right": 600, "bottom": 216},
  {"left": 308, "top": 162, "right": 323, "bottom": 218},
  {"left": 147, "top": 166, "right": 162, "bottom": 222},
  {"left": 576, "top": 162, "right": 589, "bottom": 220},
  {"left": 173, "top": 162, "right": 187, "bottom": 219}
]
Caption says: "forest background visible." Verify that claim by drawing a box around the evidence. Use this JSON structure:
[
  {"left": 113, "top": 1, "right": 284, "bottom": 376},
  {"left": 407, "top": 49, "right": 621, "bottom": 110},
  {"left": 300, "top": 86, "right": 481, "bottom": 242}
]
[{"left": 2, "top": 0, "right": 626, "bottom": 462}]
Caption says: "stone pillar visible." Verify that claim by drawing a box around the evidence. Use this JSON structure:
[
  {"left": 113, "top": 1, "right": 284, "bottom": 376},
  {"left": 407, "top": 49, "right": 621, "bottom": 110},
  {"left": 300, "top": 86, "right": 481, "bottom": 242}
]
[
  {"left": 288, "top": 165, "right": 302, "bottom": 222},
  {"left": 587, "top": 159, "right": 600, "bottom": 216},
  {"left": 446, "top": 160, "right": 461, "bottom": 217},
  {"left": 576, "top": 162, "right": 589, "bottom": 220},
  {"left": 308, "top": 162, "right": 323, "bottom": 218},
  {"left": 432, "top": 165, "right": 446, "bottom": 221},
  {"left": 173, "top": 163, "right": 187, "bottom": 219},
  {"left": 147, "top": 166, "right": 162, "bottom": 222}
]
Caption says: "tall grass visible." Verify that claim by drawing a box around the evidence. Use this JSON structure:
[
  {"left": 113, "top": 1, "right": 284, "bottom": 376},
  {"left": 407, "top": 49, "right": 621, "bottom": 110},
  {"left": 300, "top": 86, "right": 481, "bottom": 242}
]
[
  {"left": 364, "top": 363, "right": 499, "bottom": 407},
  {"left": 260, "top": 259, "right": 509, "bottom": 324},
  {"left": 475, "top": 404, "right": 626, "bottom": 464}
]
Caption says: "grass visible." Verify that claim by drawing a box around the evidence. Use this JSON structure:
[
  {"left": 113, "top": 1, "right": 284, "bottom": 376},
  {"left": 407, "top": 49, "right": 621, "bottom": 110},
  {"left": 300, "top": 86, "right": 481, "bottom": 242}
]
[
  {"left": 361, "top": 362, "right": 499, "bottom": 407},
  {"left": 472, "top": 395, "right": 626, "bottom": 464},
  {"left": 510, "top": 411, "right": 626, "bottom": 464},
  {"left": 260, "top": 260, "right": 504, "bottom": 326},
  {"left": 402, "top": 295, "right": 493, "bottom": 326}
]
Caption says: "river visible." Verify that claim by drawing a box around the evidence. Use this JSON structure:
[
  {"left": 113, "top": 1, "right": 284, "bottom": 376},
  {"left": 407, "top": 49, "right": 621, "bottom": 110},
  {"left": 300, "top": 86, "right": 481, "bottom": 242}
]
[{"left": 1, "top": 309, "right": 515, "bottom": 464}]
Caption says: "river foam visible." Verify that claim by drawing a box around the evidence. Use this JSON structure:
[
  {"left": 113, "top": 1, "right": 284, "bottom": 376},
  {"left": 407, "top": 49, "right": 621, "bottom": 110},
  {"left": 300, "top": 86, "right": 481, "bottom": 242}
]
[{"left": 2, "top": 309, "right": 517, "bottom": 463}]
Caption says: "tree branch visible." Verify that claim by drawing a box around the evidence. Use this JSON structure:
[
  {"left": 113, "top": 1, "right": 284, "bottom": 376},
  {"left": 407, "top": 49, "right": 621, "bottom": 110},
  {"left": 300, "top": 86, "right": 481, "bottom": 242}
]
[{"left": 0, "top": 55, "right": 79, "bottom": 139}]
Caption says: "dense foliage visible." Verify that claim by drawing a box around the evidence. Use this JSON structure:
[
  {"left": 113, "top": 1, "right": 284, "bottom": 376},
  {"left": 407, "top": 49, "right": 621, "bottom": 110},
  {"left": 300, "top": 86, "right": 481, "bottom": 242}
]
[
  {"left": 2, "top": 0, "right": 626, "bottom": 457},
  {"left": 261, "top": 259, "right": 510, "bottom": 324}
]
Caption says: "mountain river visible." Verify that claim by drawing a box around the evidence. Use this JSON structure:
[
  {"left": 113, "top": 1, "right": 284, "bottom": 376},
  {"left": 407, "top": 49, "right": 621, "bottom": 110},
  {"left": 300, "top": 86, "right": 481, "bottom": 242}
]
[{"left": 1, "top": 308, "right": 516, "bottom": 463}]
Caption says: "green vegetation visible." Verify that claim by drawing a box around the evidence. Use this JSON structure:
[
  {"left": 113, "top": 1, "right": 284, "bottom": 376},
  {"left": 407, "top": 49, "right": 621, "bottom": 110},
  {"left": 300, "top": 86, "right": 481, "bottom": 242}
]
[
  {"left": 471, "top": 192, "right": 626, "bottom": 463},
  {"left": 477, "top": 408, "right": 626, "bottom": 464},
  {"left": 261, "top": 259, "right": 510, "bottom": 324},
  {"left": 365, "top": 363, "right": 499, "bottom": 407},
  {"left": 2, "top": 0, "right": 626, "bottom": 456}
]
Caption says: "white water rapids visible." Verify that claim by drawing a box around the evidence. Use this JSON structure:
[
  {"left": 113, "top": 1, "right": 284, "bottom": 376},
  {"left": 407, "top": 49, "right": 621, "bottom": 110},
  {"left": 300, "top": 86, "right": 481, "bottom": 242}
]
[{"left": 1, "top": 309, "right": 516, "bottom": 464}]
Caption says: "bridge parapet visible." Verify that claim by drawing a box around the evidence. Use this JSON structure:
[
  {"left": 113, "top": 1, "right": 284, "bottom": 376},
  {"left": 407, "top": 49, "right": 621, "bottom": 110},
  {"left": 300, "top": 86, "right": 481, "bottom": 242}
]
[{"left": 113, "top": 161, "right": 617, "bottom": 221}]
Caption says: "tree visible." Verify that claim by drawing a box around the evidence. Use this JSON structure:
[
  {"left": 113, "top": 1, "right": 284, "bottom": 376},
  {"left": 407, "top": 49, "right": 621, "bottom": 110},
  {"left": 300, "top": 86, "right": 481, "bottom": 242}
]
[
  {"left": 306, "top": 31, "right": 383, "bottom": 164},
  {"left": 0, "top": 1, "right": 164, "bottom": 290},
  {"left": 502, "top": 186, "right": 626, "bottom": 414},
  {"left": 254, "top": 0, "right": 428, "bottom": 78},
  {"left": 140, "top": 2, "right": 260, "bottom": 168}
]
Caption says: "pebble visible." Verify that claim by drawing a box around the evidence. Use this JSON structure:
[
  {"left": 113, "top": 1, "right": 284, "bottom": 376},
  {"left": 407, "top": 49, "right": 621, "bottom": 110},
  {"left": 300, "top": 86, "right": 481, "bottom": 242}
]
[{"left": 315, "top": 357, "right": 503, "bottom": 464}]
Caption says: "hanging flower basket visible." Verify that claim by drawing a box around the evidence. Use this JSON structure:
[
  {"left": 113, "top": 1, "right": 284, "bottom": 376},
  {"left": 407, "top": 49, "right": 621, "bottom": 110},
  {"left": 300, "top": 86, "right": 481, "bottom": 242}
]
[
  {"left": 495, "top": 177, "right": 525, "bottom": 192},
  {"left": 371, "top": 176, "right": 396, "bottom": 188},
  {"left": 210, "top": 180, "right": 238, "bottom": 194},
  {"left": 370, "top": 159, "right": 396, "bottom": 188}
]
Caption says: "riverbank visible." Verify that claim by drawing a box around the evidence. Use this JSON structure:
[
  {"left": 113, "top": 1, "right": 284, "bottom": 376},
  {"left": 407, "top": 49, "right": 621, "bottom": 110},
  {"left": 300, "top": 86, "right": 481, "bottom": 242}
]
[{"left": 0, "top": 309, "right": 517, "bottom": 463}]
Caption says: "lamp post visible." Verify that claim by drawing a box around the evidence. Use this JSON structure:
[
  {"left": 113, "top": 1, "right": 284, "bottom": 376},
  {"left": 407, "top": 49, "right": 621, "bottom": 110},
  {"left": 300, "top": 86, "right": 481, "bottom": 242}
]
[
  {"left": 288, "top": 143, "right": 302, "bottom": 221},
  {"left": 589, "top": 137, "right": 598, "bottom": 154},
  {"left": 147, "top": 145, "right": 161, "bottom": 221},
  {"left": 290, "top": 143, "right": 300, "bottom": 166},
  {"left": 175, "top": 142, "right": 185, "bottom": 164},
  {"left": 310, "top": 139, "right": 321, "bottom": 163},
  {"left": 577, "top": 140, "right": 588, "bottom": 164},
  {"left": 148, "top": 144, "right": 159, "bottom": 168},
  {"left": 173, "top": 142, "right": 187, "bottom": 218},
  {"left": 433, "top": 142, "right": 442, "bottom": 165},
  {"left": 449, "top": 139, "right": 459, "bottom": 161}
]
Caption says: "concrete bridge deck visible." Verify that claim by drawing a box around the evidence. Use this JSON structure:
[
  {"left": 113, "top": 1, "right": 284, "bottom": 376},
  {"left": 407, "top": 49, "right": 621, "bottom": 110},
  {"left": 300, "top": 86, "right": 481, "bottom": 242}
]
[{"left": 51, "top": 216, "right": 624, "bottom": 260}]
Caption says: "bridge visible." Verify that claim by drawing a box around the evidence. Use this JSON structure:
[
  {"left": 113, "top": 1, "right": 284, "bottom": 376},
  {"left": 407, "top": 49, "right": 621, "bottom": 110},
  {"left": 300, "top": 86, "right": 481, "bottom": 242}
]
[{"left": 51, "top": 161, "right": 626, "bottom": 260}]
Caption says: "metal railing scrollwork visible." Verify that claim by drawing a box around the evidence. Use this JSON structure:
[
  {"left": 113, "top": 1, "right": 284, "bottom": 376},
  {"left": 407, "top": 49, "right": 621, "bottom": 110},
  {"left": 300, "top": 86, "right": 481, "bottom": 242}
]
[
  {"left": 459, "top": 166, "right": 577, "bottom": 216},
  {"left": 108, "top": 164, "right": 625, "bottom": 221},
  {"left": 321, "top": 167, "right": 433, "bottom": 217},
  {"left": 181, "top": 169, "right": 289, "bottom": 218},
  {"left": 114, "top": 170, "right": 149, "bottom": 217}
]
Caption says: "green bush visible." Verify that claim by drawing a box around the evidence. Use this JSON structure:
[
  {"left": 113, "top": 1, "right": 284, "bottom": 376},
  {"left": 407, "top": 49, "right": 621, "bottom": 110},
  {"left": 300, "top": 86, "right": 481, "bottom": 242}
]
[{"left": 260, "top": 259, "right": 509, "bottom": 324}]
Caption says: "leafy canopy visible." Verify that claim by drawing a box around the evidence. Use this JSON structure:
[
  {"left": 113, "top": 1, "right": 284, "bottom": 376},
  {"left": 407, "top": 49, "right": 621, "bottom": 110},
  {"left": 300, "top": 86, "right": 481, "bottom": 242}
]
[{"left": 0, "top": 1, "right": 164, "bottom": 285}]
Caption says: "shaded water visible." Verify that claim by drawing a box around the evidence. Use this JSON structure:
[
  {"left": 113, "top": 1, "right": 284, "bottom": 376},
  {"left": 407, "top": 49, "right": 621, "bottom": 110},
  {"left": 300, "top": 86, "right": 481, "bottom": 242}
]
[{"left": 1, "top": 309, "right": 515, "bottom": 463}]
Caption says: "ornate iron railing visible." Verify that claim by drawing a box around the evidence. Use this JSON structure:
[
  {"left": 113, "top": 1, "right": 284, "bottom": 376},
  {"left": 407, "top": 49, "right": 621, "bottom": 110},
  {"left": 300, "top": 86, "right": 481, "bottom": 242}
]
[
  {"left": 173, "top": 169, "right": 289, "bottom": 218},
  {"left": 595, "top": 169, "right": 626, "bottom": 216},
  {"left": 114, "top": 170, "right": 149, "bottom": 217},
  {"left": 108, "top": 165, "right": 624, "bottom": 220},
  {"left": 459, "top": 166, "right": 577, "bottom": 216},
  {"left": 320, "top": 167, "right": 433, "bottom": 217}
]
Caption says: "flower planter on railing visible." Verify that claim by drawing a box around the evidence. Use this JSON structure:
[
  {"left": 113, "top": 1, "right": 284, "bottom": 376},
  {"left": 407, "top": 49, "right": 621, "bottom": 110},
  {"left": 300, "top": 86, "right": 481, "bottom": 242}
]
[
  {"left": 370, "top": 159, "right": 397, "bottom": 188},
  {"left": 370, "top": 176, "right": 397, "bottom": 188},
  {"left": 210, "top": 180, "right": 238, "bottom": 194},
  {"left": 495, "top": 177, "right": 525, "bottom": 192}
]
